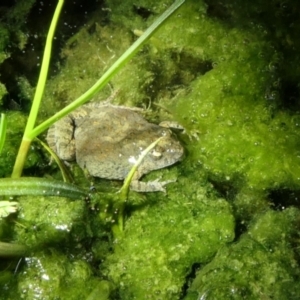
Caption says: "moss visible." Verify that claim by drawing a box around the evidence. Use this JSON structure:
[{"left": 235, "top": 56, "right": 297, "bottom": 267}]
[
  {"left": 186, "top": 208, "right": 300, "bottom": 299},
  {"left": 231, "top": 188, "right": 270, "bottom": 223},
  {"left": 0, "top": 82, "right": 7, "bottom": 106},
  {"left": 105, "top": 0, "right": 181, "bottom": 31},
  {"left": 0, "top": 0, "right": 36, "bottom": 77},
  {"left": 101, "top": 177, "right": 234, "bottom": 299},
  {"left": 14, "top": 195, "right": 87, "bottom": 248},
  {"left": 0, "top": 110, "right": 43, "bottom": 177},
  {"left": 5, "top": 0, "right": 36, "bottom": 25},
  {"left": 0, "top": 112, "right": 26, "bottom": 177},
  {"left": 174, "top": 73, "right": 300, "bottom": 190},
  {"left": 0, "top": 24, "right": 10, "bottom": 86},
  {"left": 16, "top": 76, "right": 34, "bottom": 104},
  {"left": 11, "top": 251, "right": 106, "bottom": 300},
  {"left": 0, "top": 24, "right": 9, "bottom": 53}
]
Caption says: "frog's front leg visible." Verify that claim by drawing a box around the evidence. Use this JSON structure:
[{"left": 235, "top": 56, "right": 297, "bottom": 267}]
[
  {"left": 130, "top": 172, "right": 176, "bottom": 192},
  {"left": 46, "top": 116, "right": 76, "bottom": 161},
  {"left": 159, "top": 120, "right": 184, "bottom": 131},
  {"left": 159, "top": 120, "right": 199, "bottom": 140}
]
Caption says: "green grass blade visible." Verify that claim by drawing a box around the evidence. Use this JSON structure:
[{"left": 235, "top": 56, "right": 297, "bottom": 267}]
[
  {"left": 116, "top": 137, "right": 163, "bottom": 231},
  {"left": 0, "top": 113, "right": 7, "bottom": 154},
  {"left": 37, "top": 138, "right": 74, "bottom": 183},
  {"left": 11, "top": 0, "right": 64, "bottom": 178},
  {"left": 0, "top": 177, "right": 87, "bottom": 199},
  {"left": 23, "top": 0, "right": 64, "bottom": 136}
]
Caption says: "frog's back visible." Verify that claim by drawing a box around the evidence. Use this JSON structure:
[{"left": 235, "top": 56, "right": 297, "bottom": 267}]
[{"left": 74, "top": 105, "right": 183, "bottom": 180}]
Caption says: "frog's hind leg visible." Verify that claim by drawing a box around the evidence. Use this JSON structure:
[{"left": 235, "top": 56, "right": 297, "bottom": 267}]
[{"left": 46, "top": 116, "right": 76, "bottom": 161}]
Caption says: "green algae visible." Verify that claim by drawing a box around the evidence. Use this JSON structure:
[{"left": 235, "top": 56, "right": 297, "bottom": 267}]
[
  {"left": 0, "top": 112, "right": 27, "bottom": 177},
  {"left": 14, "top": 195, "right": 86, "bottom": 247},
  {"left": 102, "top": 179, "right": 234, "bottom": 299},
  {"left": 0, "top": 83, "right": 7, "bottom": 106},
  {"left": 0, "top": 111, "right": 43, "bottom": 177},
  {"left": 0, "top": 25, "right": 9, "bottom": 67},
  {"left": 15, "top": 251, "right": 111, "bottom": 300},
  {"left": 0, "top": 0, "right": 36, "bottom": 69},
  {"left": 186, "top": 208, "right": 300, "bottom": 299}
]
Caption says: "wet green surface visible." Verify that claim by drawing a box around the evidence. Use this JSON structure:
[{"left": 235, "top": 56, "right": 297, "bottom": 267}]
[{"left": 0, "top": 0, "right": 300, "bottom": 298}]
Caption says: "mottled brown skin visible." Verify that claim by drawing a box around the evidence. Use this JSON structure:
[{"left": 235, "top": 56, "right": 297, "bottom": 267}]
[{"left": 47, "top": 103, "right": 184, "bottom": 192}]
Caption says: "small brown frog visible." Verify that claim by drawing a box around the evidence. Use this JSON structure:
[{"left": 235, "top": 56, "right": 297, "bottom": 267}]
[{"left": 46, "top": 103, "right": 184, "bottom": 192}]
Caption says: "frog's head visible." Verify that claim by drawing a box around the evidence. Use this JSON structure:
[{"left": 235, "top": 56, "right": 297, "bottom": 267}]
[{"left": 141, "top": 129, "right": 184, "bottom": 172}]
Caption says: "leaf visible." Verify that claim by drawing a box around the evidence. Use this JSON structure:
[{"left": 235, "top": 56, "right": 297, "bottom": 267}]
[{"left": 0, "top": 177, "right": 87, "bottom": 199}]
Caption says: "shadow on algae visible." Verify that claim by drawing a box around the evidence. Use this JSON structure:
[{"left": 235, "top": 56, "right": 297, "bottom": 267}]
[{"left": 0, "top": 0, "right": 300, "bottom": 299}]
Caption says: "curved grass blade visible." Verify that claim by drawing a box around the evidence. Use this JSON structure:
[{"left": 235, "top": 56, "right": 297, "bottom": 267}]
[
  {"left": 116, "top": 137, "right": 162, "bottom": 231},
  {"left": 37, "top": 138, "right": 73, "bottom": 183}
]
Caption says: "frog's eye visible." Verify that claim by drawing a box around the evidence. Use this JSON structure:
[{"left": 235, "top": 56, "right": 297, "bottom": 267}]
[{"left": 151, "top": 148, "right": 163, "bottom": 159}]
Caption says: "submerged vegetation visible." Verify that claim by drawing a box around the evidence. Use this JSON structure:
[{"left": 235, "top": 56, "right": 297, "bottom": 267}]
[{"left": 0, "top": 0, "right": 300, "bottom": 299}]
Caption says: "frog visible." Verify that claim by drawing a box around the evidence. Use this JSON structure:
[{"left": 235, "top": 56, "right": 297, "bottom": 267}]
[{"left": 46, "top": 102, "right": 184, "bottom": 192}]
